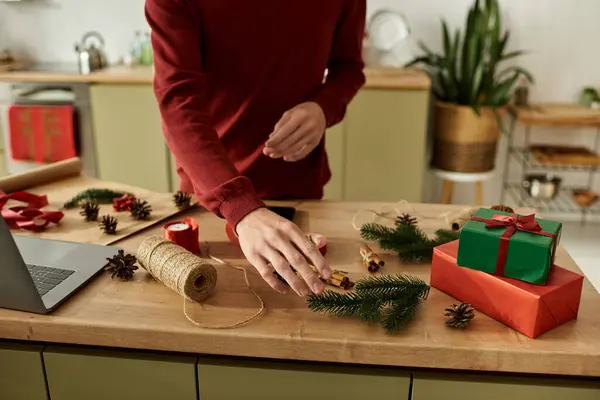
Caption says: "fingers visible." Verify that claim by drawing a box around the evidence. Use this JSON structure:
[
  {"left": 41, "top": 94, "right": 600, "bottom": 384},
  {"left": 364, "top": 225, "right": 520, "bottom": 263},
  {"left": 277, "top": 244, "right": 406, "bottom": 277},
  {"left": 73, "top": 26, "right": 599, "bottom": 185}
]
[
  {"left": 283, "top": 140, "right": 319, "bottom": 162},
  {"left": 264, "top": 247, "right": 310, "bottom": 296},
  {"left": 265, "top": 111, "right": 303, "bottom": 150},
  {"left": 267, "top": 124, "right": 312, "bottom": 158},
  {"left": 289, "top": 230, "right": 331, "bottom": 280},
  {"left": 246, "top": 252, "right": 289, "bottom": 294},
  {"left": 272, "top": 234, "right": 324, "bottom": 295}
]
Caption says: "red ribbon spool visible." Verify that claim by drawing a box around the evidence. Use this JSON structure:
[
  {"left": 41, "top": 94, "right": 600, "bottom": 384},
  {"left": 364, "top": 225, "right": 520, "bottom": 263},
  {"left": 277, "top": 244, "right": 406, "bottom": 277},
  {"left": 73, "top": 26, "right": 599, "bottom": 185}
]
[
  {"left": 225, "top": 223, "right": 327, "bottom": 256},
  {"left": 164, "top": 217, "right": 200, "bottom": 254}
]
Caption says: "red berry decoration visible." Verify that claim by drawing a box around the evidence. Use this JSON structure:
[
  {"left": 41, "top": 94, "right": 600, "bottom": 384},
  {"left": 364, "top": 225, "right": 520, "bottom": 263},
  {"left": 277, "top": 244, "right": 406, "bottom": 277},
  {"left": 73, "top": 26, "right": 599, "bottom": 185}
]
[{"left": 113, "top": 194, "right": 137, "bottom": 212}]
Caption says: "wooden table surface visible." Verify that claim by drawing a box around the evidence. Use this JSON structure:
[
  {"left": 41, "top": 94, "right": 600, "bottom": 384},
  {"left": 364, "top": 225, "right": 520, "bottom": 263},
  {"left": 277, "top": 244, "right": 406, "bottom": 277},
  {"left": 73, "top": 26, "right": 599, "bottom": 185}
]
[
  {"left": 0, "top": 200, "right": 599, "bottom": 378},
  {"left": 0, "top": 64, "right": 431, "bottom": 90}
]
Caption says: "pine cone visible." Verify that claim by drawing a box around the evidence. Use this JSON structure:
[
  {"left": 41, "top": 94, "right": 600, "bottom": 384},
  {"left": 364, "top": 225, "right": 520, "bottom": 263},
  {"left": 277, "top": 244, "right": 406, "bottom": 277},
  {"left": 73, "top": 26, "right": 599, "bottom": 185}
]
[
  {"left": 396, "top": 213, "right": 418, "bottom": 227},
  {"left": 104, "top": 249, "right": 138, "bottom": 281},
  {"left": 130, "top": 199, "right": 152, "bottom": 220},
  {"left": 99, "top": 215, "right": 118, "bottom": 234},
  {"left": 445, "top": 302, "right": 475, "bottom": 329},
  {"left": 173, "top": 191, "right": 192, "bottom": 209},
  {"left": 490, "top": 204, "right": 515, "bottom": 214},
  {"left": 79, "top": 200, "right": 100, "bottom": 222}
]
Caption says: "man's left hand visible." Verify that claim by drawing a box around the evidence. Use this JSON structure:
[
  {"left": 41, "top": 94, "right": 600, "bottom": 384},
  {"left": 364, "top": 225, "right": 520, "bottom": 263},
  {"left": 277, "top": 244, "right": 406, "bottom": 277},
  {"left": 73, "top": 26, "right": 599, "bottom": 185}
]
[{"left": 264, "top": 102, "right": 326, "bottom": 162}]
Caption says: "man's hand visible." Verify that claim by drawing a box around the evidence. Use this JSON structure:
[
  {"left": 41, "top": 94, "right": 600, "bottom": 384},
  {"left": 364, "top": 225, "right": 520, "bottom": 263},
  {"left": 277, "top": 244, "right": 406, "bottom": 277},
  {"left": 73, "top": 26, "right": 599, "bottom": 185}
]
[
  {"left": 263, "top": 102, "right": 326, "bottom": 162},
  {"left": 236, "top": 208, "right": 332, "bottom": 296}
]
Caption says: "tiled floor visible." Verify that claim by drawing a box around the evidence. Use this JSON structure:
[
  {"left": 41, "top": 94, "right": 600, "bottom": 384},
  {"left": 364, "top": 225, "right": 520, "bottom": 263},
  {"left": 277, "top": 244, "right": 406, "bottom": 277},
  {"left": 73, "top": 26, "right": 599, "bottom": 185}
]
[{"left": 560, "top": 222, "right": 600, "bottom": 292}]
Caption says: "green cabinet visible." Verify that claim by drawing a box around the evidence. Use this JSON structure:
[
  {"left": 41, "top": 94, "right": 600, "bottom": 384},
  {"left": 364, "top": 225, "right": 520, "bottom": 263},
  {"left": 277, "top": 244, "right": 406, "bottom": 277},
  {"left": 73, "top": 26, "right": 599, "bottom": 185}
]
[
  {"left": 343, "top": 89, "right": 429, "bottom": 202},
  {"left": 412, "top": 372, "right": 600, "bottom": 400},
  {"left": 0, "top": 341, "right": 48, "bottom": 400},
  {"left": 43, "top": 346, "right": 197, "bottom": 400},
  {"left": 90, "top": 84, "right": 172, "bottom": 192},
  {"left": 197, "top": 357, "right": 410, "bottom": 400}
]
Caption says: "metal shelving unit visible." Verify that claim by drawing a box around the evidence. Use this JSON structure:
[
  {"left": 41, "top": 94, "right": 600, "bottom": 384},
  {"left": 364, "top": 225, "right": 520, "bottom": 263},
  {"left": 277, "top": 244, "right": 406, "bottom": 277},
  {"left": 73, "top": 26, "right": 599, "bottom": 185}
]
[{"left": 501, "top": 105, "right": 600, "bottom": 223}]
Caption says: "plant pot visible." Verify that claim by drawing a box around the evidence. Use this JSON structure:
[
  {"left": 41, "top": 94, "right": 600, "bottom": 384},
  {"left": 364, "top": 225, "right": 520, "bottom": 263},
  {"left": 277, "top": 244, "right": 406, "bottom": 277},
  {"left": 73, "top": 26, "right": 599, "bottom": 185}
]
[{"left": 431, "top": 102, "right": 501, "bottom": 173}]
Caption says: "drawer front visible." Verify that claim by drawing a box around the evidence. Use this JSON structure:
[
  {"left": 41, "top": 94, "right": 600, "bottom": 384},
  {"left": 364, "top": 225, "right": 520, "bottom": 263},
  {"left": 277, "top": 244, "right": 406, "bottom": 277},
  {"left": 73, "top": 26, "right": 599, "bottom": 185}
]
[
  {"left": 44, "top": 346, "right": 197, "bottom": 400},
  {"left": 0, "top": 342, "right": 48, "bottom": 400},
  {"left": 412, "top": 372, "right": 600, "bottom": 400},
  {"left": 197, "top": 357, "right": 410, "bottom": 400}
]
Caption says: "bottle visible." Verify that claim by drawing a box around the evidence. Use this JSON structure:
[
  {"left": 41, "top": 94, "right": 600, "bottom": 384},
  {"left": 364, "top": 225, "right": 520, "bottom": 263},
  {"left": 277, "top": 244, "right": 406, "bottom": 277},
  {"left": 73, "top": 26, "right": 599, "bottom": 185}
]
[
  {"left": 129, "top": 31, "right": 143, "bottom": 65},
  {"left": 140, "top": 32, "right": 153, "bottom": 66}
]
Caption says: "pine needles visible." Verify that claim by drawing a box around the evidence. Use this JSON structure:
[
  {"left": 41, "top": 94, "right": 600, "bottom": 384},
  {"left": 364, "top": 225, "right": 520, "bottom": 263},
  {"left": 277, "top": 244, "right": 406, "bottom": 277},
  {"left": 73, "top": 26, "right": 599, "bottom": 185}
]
[
  {"left": 360, "top": 214, "right": 459, "bottom": 263},
  {"left": 64, "top": 189, "right": 133, "bottom": 209},
  {"left": 307, "top": 274, "right": 430, "bottom": 334}
]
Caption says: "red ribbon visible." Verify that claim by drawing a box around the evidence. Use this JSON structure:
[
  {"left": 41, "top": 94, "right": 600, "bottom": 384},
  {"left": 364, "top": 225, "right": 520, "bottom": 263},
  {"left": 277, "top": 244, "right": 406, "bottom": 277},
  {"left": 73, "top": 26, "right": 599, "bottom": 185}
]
[
  {"left": 164, "top": 217, "right": 200, "bottom": 254},
  {"left": 0, "top": 190, "right": 64, "bottom": 232},
  {"left": 469, "top": 213, "right": 557, "bottom": 277}
]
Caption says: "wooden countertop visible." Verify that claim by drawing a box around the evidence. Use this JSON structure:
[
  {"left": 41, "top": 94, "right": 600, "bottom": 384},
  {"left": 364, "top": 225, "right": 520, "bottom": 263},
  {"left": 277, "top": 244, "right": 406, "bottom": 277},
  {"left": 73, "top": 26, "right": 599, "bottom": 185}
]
[
  {"left": 0, "top": 64, "right": 430, "bottom": 90},
  {"left": 0, "top": 199, "right": 599, "bottom": 377}
]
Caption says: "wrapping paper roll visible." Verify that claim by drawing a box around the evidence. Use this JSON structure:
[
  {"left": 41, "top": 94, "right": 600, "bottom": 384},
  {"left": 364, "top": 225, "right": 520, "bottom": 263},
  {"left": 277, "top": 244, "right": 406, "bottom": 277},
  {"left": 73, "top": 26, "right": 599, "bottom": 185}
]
[
  {"left": 164, "top": 217, "right": 200, "bottom": 254},
  {"left": 137, "top": 235, "right": 217, "bottom": 303},
  {"left": 0, "top": 157, "right": 82, "bottom": 193}
]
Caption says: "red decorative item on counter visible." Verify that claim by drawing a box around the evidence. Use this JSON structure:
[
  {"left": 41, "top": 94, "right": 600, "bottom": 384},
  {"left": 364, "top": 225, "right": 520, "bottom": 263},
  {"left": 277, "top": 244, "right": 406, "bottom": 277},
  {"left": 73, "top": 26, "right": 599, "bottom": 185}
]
[
  {"left": 113, "top": 194, "right": 137, "bottom": 212},
  {"left": 8, "top": 105, "right": 77, "bottom": 163},
  {"left": 0, "top": 190, "right": 64, "bottom": 232},
  {"left": 164, "top": 217, "right": 200, "bottom": 254},
  {"left": 431, "top": 241, "right": 584, "bottom": 339}
]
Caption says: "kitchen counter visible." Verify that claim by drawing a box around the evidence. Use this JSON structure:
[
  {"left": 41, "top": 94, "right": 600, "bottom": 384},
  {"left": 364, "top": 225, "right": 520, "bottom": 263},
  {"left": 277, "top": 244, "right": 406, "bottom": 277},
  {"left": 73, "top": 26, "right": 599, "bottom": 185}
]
[
  {"left": 0, "top": 64, "right": 431, "bottom": 89},
  {"left": 0, "top": 190, "right": 599, "bottom": 379}
]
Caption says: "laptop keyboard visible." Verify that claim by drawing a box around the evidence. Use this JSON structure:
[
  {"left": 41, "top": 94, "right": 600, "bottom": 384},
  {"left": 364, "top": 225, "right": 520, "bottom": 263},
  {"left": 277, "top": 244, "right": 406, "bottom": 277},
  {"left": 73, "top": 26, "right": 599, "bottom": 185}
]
[{"left": 27, "top": 265, "right": 75, "bottom": 296}]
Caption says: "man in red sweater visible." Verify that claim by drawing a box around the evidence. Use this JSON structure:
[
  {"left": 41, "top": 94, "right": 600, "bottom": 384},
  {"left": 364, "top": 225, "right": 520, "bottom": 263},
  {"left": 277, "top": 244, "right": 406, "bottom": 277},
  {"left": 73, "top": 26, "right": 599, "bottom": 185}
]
[{"left": 146, "top": 0, "right": 366, "bottom": 297}]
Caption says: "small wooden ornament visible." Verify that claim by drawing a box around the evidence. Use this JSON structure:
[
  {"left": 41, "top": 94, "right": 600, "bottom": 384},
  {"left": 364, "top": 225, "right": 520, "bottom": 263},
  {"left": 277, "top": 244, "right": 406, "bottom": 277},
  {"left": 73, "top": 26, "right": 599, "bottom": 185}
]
[{"left": 360, "top": 244, "right": 384, "bottom": 273}]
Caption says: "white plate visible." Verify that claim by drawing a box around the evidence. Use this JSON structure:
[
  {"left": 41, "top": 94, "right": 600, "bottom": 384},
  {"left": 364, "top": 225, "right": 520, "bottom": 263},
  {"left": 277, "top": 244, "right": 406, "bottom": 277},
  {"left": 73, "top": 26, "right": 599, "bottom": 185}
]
[{"left": 368, "top": 10, "right": 410, "bottom": 52}]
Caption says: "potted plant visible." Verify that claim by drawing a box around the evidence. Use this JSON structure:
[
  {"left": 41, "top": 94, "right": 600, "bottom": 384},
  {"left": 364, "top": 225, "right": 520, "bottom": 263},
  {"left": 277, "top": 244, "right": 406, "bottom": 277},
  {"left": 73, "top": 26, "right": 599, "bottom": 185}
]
[{"left": 407, "top": 0, "right": 533, "bottom": 173}]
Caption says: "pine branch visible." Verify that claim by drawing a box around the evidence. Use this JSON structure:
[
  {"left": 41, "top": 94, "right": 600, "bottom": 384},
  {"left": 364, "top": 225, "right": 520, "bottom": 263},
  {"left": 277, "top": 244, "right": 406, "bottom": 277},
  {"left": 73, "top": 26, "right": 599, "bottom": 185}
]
[
  {"left": 380, "top": 295, "right": 424, "bottom": 334},
  {"left": 355, "top": 274, "right": 430, "bottom": 300},
  {"left": 434, "top": 229, "right": 460, "bottom": 243},
  {"left": 63, "top": 189, "right": 132, "bottom": 209},
  {"left": 306, "top": 290, "right": 365, "bottom": 317}
]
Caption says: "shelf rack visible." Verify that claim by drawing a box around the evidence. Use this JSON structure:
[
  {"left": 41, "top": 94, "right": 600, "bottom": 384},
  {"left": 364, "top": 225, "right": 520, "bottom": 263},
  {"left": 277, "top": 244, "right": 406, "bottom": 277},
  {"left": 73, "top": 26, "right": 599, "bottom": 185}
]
[{"left": 501, "top": 104, "right": 600, "bottom": 223}]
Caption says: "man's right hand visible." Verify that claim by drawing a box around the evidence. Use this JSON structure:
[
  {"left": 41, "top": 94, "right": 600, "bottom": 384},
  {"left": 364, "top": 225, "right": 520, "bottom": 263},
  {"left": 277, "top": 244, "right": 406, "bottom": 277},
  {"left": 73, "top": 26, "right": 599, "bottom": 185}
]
[{"left": 235, "top": 208, "right": 332, "bottom": 296}]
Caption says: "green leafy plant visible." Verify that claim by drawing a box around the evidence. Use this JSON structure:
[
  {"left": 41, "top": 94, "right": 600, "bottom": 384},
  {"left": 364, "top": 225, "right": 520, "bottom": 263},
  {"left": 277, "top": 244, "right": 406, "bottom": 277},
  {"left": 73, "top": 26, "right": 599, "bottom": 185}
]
[
  {"left": 406, "top": 0, "right": 533, "bottom": 118},
  {"left": 307, "top": 274, "right": 430, "bottom": 334}
]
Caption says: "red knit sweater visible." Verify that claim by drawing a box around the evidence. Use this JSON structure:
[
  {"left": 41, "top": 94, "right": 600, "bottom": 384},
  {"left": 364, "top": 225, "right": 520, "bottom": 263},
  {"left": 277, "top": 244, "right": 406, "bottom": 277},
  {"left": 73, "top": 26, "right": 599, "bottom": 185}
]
[{"left": 145, "top": 0, "right": 366, "bottom": 228}]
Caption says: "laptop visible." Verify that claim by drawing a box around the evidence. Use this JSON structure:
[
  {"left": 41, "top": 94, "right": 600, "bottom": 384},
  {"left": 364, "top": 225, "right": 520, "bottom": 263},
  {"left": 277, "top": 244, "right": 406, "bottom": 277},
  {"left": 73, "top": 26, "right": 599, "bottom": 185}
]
[{"left": 0, "top": 216, "right": 120, "bottom": 314}]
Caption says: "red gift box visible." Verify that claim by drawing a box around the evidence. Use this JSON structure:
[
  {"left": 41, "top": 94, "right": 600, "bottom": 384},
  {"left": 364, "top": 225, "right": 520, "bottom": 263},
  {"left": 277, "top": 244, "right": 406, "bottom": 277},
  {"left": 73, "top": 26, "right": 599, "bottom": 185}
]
[
  {"left": 431, "top": 240, "right": 584, "bottom": 339},
  {"left": 8, "top": 105, "right": 77, "bottom": 163}
]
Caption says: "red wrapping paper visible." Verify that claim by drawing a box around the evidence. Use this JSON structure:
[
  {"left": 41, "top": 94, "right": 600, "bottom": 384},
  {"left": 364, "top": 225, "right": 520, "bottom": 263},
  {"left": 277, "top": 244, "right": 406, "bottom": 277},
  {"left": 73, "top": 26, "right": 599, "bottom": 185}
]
[
  {"left": 8, "top": 105, "right": 77, "bottom": 163},
  {"left": 431, "top": 241, "right": 584, "bottom": 339}
]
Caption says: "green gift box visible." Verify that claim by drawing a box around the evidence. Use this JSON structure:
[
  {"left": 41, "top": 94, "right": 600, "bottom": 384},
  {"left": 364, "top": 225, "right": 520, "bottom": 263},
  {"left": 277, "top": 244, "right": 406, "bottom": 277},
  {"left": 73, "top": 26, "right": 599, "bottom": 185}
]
[{"left": 456, "top": 208, "right": 562, "bottom": 285}]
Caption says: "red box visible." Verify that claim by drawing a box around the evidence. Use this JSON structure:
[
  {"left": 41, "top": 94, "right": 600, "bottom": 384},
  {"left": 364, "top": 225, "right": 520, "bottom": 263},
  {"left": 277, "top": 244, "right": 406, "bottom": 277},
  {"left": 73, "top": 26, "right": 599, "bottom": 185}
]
[
  {"left": 431, "top": 240, "right": 584, "bottom": 339},
  {"left": 8, "top": 105, "right": 77, "bottom": 163}
]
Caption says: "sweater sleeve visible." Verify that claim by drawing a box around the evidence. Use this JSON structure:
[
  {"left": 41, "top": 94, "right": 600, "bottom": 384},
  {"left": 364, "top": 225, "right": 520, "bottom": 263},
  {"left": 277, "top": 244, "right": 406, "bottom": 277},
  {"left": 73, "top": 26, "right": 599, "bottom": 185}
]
[
  {"left": 310, "top": 0, "right": 367, "bottom": 127},
  {"left": 145, "top": 0, "right": 265, "bottom": 228}
]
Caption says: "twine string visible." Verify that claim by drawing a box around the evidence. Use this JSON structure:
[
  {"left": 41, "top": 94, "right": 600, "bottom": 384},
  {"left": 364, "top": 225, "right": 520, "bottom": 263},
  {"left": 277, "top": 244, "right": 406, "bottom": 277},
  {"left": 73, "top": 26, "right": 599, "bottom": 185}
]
[
  {"left": 351, "top": 199, "right": 474, "bottom": 231},
  {"left": 359, "top": 248, "right": 373, "bottom": 263},
  {"left": 137, "top": 236, "right": 265, "bottom": 330}
]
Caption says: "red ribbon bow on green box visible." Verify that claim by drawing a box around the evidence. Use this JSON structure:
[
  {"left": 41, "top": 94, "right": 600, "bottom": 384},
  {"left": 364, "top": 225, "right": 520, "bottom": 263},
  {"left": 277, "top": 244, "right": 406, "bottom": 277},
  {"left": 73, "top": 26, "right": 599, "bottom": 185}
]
[
  {"left": 469, "top": 213, "right": 558, "bottom": 277},
  {"left": 0, "top": 191, "right": 64, "bottom": 232}
]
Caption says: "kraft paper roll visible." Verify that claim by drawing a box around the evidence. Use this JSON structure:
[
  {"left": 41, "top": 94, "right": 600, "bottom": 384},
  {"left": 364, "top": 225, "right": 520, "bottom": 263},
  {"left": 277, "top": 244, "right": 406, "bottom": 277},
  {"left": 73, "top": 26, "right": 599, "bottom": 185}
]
[
  {"left": 450, "top": 207, "right": 478, "bottom": 231},
  {"left": 137, "top": 235, "right": 218, "bottom": 302},
  {"left": 0, "top": 157, "right": 83, "bottom": 193}
]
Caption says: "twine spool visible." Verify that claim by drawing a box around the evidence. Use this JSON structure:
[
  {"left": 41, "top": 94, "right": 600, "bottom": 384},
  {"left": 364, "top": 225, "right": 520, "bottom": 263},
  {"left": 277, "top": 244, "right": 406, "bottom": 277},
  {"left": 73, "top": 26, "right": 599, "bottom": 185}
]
[
  {"left": 137, "top": 235, "right": 265, "bottom": 329},
  {"left": 137, "top": 235, "right": 217, "bottom": 302}
]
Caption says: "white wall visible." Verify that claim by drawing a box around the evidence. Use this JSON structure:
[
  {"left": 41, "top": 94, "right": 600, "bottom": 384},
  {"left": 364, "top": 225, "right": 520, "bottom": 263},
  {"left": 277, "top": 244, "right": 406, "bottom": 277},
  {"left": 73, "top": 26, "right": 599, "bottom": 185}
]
[{"left": 1, "top": 0, "right": 599, "bottom": 212}]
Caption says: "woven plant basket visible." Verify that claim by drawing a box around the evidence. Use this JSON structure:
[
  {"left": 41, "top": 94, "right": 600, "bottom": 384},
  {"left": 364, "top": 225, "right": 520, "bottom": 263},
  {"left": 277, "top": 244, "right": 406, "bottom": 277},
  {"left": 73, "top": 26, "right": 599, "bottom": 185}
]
[{"left": 431, "top": 102, "right": 501, "bottom": 173}]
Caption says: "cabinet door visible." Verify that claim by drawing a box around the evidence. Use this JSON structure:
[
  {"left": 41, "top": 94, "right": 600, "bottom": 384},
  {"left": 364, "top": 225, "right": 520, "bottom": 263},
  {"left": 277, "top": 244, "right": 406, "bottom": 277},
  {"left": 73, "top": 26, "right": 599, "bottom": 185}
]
[
  {"left": 344, "top": 89, "right": 429, "bottom": 202},
  {"left": 323, "top": 122, "right": 345, "bottom": 200},
  {"left": 197, "top": 357, "right": 410, "bottom": 400},
  {"left": 0, "top": 341, "right": 48, "bottom": 400},
  {"left": 44, "top": 346, "right": 197, "bottom": 400},
  {"left": 90, "top": 84, "right": 170, "bottom": 192},
  {"left": 412, "top": 372, "right": 600, "bottom": 400}
]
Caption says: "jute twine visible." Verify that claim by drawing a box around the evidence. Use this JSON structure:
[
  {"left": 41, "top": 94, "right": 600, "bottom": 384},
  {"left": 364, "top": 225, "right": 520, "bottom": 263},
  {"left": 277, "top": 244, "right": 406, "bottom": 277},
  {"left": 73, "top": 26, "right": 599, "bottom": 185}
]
[
  {"left": 137, "top": 235, "right": 265, "bottom": 329},
  {"left": 351, "top": 200, "right": 475, "bottom": 231}
]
